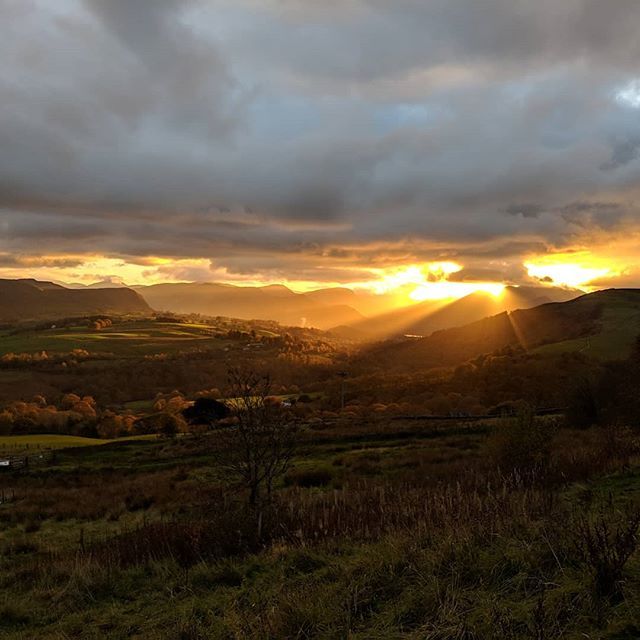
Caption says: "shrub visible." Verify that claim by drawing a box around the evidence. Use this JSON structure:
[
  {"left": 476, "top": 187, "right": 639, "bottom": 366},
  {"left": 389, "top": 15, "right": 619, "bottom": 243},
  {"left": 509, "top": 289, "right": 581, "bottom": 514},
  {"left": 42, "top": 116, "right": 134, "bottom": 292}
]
[
  {"left": 284, "top": 467, "right": 333, "bottom": 488},
  {"left": 486, "top": 406, "right": 556, "bottom": 478},
  {"left": 575, "top": 506, "right": 640, "bottom": 602}
]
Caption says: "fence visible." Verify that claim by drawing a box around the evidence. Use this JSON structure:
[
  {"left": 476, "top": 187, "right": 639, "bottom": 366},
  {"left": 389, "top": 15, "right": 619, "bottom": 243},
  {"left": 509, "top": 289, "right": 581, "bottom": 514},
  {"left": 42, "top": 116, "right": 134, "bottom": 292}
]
[{"left": 0, "top": 450, "right": 54, "bottom": 471}]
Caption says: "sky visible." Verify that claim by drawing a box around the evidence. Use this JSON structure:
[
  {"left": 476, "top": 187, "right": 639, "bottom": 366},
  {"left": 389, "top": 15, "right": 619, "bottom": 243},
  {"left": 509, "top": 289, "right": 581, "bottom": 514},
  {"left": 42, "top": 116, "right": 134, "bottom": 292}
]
[{"left": 2, "top": 0, "right": 640, "bottom": 298}]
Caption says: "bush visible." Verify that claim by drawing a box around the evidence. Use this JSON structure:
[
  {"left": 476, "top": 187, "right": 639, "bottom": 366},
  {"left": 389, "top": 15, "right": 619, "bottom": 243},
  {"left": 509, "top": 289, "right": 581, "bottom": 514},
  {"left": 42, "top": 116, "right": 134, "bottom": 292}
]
[
  {"left": 284, "top": 467, "right": 333, "bottom": 488},
  {"left": 575, "top": 506, "right": 640, "bottom": 602},
  {"left": 486, "top": 406, "right": 556, "bottom": 478}
]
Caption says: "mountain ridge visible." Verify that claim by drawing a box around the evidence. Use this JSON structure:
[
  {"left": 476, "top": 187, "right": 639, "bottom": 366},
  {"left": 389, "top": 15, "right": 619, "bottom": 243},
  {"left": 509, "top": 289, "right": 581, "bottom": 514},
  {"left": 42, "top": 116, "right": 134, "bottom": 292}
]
[
  {"left": 360, "top": 288, "right": 640, "bottom": 371},
  {"left": 0, "top": 279, "right": 151, "bottom": 322}
]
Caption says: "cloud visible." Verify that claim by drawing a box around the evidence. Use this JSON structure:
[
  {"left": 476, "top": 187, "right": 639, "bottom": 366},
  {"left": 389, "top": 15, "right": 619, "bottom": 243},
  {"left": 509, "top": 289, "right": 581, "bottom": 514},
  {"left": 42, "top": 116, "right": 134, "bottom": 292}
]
[
  {"left": 0, "top": 254, "right": 83, "bottom": 269},
  {"left": 2, "top": 0, "right": 640, "bottom": 283},
  {"left": 600, "top": 138, "right": 640, "bottom": 170},
  {"left": 505, "top": 204, "right": 544, "bottom": 219}
]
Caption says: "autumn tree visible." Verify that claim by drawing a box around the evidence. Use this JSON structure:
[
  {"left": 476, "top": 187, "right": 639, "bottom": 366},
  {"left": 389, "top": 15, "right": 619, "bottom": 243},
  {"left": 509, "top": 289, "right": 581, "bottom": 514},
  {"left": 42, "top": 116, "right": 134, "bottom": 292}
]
[{"left": 217, "top": 368, "right": 297, "bottom": 510}]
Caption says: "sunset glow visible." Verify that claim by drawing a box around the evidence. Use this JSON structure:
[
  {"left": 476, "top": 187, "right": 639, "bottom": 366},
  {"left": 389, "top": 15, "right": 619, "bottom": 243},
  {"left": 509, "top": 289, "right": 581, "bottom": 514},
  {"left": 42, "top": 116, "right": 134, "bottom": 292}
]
[
  {"left": 409, "top": 281, "right": 506, "bottom": 301},
  {"left": 351, "top": 263, "right": 505, "bottom": 302},
  {"left": 2, "top": 1, "right": 640, "bottom": 304},
  {"left": 2, "top": 249, "right": 631, "bottom": 306},
  {"left": 525, "top": 255, "right": 615, "bottom": 289}
]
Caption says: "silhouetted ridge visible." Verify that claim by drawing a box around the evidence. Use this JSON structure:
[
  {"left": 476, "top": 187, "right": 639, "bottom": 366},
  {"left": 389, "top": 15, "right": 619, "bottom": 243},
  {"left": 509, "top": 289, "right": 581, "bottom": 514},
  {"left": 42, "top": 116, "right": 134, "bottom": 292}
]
[{"left": 0, "top": 279, "right": 151, "bottom": 322}]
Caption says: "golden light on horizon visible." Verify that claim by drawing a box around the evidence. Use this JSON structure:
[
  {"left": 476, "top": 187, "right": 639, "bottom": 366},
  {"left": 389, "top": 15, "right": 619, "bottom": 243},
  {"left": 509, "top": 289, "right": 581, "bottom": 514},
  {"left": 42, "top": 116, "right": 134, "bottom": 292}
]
[
  {"left": 5, "top": 250, "right": 629, "bottom": 305},
  {"left": 409, "top": 281, "right": 505, "bottom": 301},
  {"left": 368, "top": 262, "right": 461, "bottom": 294},
  {"left": 0, "top": 256, "right": 513, "bottom": 304},
  {"left": 357, "top": 262, "right": 505, "bottom": 302},
  {"left": 525, "top": 254, "right": 613, "bottom": 289}
]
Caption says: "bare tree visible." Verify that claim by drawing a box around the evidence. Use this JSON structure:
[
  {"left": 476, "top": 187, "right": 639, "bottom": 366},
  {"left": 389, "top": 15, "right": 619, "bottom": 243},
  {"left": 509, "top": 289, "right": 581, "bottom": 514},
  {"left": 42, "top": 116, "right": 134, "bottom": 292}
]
[{"left": 218, "top": 368, "right": 297, "bottom": 509}]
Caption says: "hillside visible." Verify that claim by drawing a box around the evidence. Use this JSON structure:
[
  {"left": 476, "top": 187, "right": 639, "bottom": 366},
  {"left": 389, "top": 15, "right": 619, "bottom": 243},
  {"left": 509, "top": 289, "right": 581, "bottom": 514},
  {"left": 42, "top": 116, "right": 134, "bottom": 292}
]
[
  {"left": 347, "top": 285, "right": 580, "bottom": 339},
  {"left": 362, "top": 289, "right": 640, "bottom": 370},
  {"left": 0, "top": 279, "right": 151, "bottom": 322},
  {"left": 135, "top": 282, "right": 364, "bottom": 330}
]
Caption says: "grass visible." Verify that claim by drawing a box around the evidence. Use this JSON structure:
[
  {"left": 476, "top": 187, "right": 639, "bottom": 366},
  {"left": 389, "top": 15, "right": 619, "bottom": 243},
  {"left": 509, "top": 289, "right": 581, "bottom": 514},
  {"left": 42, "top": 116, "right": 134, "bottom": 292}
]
[
  {"left": 0, "top": 320, "right": 232, "bottom": 357},
  {"left": 1, "top": 421, "right": 640, "bottom": 638},
  {"left": 0, "top": 433, "right": 158, "bottom": 455},
  {"left": 536, "top": 304, "right": 640, "bottom": 360}
]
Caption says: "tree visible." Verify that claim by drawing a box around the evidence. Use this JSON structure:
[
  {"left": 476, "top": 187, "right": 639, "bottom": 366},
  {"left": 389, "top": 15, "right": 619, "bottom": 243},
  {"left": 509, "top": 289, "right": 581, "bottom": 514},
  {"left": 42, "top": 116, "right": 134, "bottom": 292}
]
[
  {"left": 183, "top": 397, "right": 229, "bottom": 427},
  {"left": 157, "top": 412, "right": 187, "bottom": 438},
  {"left": 218, "top": 369, "right": 297, "bottom": 510}
]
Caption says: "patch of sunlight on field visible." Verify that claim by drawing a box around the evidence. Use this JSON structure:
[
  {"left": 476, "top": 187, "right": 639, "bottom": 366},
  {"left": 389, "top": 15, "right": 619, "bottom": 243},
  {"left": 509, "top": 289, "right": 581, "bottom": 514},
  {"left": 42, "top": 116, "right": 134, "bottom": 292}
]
[
  {"left": 535, "top": 305, "right": 640, "bottom": 360},
  {"left": 0, "top": 321, "right": 227, "bottom": 356},
  {"left": 0, "top": 433, "right": 158, "bottom": 452}
]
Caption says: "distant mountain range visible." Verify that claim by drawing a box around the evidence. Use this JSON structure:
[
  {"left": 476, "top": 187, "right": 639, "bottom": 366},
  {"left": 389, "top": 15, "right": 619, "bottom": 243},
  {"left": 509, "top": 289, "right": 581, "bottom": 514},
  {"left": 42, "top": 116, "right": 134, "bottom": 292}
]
[
  {"left": 133, "top": 282, "right": 366, "bottom": 330},
  {"left": 0, "top": 277, "right": 585, "bottom": 334},
  {"left": 0, "top": 279, "right": 150, "bottom": 322},
  {"left": 64, "top": 276, "right": 129, "bottom": 289},
  {"left": 362, "top": 289, "right": 640, "bottom": 370}
]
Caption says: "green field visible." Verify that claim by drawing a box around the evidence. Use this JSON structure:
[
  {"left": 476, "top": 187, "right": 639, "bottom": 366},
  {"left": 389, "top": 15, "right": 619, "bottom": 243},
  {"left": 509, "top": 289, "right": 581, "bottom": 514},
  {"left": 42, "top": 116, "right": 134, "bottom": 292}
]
[
  {"left": 0, "top": 433, "right": 158, "bottom": 454},
  {"left": 535, "top": 301, "right": 640, "bottom": 360},
  {"left": 0, "top": 321, "right": 230, "bottom": 357}
]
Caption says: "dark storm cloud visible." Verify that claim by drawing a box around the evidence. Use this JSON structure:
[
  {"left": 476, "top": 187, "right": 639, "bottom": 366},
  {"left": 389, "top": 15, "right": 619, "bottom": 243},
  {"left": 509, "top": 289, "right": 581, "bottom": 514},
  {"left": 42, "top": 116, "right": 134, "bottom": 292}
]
[
  {"left": 0, "top": 254, "right": 83, "bottom": 269},
  {"left": 3, "top": 0, "right": 640, "bottom": 280},
  {"left": 505, "top": 204, "right": 544, "bottom": 219},
  {"left": 600, "top": 138, "right": 640, "bottom": 170},
  {"left": 557, "top": 201, "right": 628, "bottom": 230}
]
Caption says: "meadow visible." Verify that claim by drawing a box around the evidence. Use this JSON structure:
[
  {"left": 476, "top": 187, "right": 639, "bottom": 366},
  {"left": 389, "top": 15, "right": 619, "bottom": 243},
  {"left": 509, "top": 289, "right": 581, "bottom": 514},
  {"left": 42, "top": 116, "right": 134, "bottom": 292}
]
[
  {"left": 1, "top": 415, "right": 640, "bottom": 639},
  {"left": 0, "top": 434, "right": 158, "bottom": 455},
  {"left": 1, "top": 308, "right": 640, "bottom": 638},
  {"left": 0, "top": 320, "right": 231, "bottom": 358},
  {"left": 536, "top": 303, "right": 640, "bottom": 360}
]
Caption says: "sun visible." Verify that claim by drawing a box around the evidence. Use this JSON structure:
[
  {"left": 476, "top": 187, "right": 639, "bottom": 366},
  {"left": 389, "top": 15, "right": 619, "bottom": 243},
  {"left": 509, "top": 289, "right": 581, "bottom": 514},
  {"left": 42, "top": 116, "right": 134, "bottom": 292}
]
[
  {"left": 409, "top": 281, "right": 505, "bottom": 301},
  {"left": 358, "top": 263, "right": 505, "bottom": 302}
]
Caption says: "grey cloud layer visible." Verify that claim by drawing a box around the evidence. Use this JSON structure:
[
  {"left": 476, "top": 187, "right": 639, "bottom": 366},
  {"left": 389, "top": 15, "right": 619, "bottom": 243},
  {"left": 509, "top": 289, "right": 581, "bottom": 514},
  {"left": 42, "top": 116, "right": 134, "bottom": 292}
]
[{"left": 2, "top": 0, "right": 640, "bottom": 281}]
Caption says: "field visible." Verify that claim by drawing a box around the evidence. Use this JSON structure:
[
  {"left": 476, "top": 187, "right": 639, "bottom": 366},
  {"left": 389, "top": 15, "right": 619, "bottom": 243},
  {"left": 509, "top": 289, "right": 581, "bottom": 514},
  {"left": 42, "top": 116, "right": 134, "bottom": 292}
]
[
  {"left": 0, "top": 320, "right": 233, "bottom": 357},
  {"left": 0, "top": 434, "right": 158, "bottom": 455},
  {"left": 1, "top": 417, "right": 640, "bottom": 638},
  {"left": 535, "top": 300, "right": 640, "bottom": 360},
  {"left": 1, "top": 299, "right": 640, "bottom": 638}
]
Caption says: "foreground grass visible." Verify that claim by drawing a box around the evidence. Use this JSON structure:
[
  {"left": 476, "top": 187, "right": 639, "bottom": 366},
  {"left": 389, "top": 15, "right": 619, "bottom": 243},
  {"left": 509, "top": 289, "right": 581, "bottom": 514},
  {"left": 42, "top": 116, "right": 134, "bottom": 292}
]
[
  {"left": 4, "top": 484, "right": 640, "bottom": 639},
  {"left": 1, "top": 424, "right": 640, "bottom": 638}
]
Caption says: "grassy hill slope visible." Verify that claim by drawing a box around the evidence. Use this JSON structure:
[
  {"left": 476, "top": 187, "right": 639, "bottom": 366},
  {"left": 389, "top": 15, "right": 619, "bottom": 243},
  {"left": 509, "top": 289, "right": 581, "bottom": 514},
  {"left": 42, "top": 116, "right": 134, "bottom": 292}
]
[{"left": 364, "top": 289, "right": 640, "bottom": 370}]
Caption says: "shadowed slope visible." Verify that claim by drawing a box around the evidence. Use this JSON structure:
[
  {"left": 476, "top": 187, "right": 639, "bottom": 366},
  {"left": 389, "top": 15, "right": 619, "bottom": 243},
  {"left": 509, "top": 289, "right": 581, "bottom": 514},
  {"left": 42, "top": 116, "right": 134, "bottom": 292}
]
[
  {"left": 360, "top": 289, "right": 640, "bottom": 371},
  {"left": 0, "top": 279, "right": 151, "bottom": 322}
]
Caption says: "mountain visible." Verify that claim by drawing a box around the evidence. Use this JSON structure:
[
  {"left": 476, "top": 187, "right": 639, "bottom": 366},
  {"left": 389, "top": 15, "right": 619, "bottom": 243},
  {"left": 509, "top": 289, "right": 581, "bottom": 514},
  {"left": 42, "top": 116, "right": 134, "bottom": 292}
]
[
  {"left": 86, "top": 277, "right": 128, "bottom": 289},
  {"left": 63, "top": 277, "right": 128, "bottom": 289},
  {"left": 304, "top": 287, "right": 358, "bottom": 308},
  {"left": 346, "top": 285, "right": 580, "bottom": 340},
  {"left": 362, "top": 289, "right": 640, "bottom": 370},
  {"left": 0, "top": 279, "right": 151, "bottom": 322},
  {"left": 134, "top": 282, "right": 364, "bottom": 330}
]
